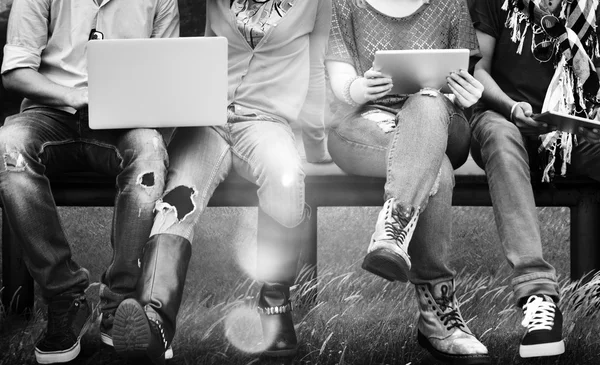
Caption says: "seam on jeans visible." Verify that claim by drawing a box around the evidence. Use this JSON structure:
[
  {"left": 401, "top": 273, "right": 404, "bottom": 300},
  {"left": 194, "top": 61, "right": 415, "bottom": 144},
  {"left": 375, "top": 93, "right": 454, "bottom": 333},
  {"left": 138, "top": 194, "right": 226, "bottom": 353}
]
[
  {"left": 77, "top": 139, "right": 125, "bottom": 167},
  {"left": 331, "top": 128, "right": 388, "bottom": 152},
  {"left": 198, "top": 145, "right": 232, "bottom": 215},
  {"left": 148, "top": 238, "right": 160, "bottom": 305},
  {"left": 37, "top": 139, "right": 78, "bottom": 160},
  {"left": 384, "top": 117, "right": 402, "bottom": 197},
  {"left": 512, "top": 272, "right": 558, "bottom": 286}
]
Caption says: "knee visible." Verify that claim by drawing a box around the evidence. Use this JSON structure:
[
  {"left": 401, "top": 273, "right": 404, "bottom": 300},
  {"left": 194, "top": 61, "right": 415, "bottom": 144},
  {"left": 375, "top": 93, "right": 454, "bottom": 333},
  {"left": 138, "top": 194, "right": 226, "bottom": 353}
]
[
  {"left": 404, "top": 93, "right": 449, "bottom": 116},
  {"left": 430, "top": 157, "right": 454, "bottom": 196},
  {"left": 121, "top": 129, "right": 169, "bottom": 165},
  {"left": 0, "top": 124, "right": 39, "bottom": 173}
]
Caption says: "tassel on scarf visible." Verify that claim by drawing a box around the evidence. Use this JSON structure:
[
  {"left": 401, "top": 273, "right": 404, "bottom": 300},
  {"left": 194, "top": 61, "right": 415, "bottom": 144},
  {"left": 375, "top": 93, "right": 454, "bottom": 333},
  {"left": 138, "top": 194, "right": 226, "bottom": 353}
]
[{"left": 502, "top": 0, "right": 509, "bottom": 11}]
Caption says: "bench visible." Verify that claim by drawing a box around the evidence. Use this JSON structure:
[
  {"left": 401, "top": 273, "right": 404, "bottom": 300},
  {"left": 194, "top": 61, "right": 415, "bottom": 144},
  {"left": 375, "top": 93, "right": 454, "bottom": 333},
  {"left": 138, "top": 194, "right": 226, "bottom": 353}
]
[{"left": 3, "top": 154, "right": 600, "bottom": 315}]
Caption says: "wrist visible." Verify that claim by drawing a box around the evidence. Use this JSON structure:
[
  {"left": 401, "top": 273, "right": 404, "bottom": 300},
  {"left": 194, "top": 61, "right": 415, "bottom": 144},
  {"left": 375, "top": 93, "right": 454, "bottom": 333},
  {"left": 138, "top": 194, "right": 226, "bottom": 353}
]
[
  {"left": 342, "top": 75, "right": 361, "bottom": 106},
  {"left": 509, "top": 101, "right": 522, "bottom": 122}
]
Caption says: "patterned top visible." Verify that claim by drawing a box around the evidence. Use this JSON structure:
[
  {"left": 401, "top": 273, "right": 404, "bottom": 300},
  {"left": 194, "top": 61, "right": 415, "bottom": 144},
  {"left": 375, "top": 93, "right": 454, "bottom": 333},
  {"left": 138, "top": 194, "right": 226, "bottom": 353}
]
[
  {"left": 327, "top": 0, "right": 479, "bottom": 76},
  {"left": 231, "top": 0, "right": 297, "bottom": 48}
]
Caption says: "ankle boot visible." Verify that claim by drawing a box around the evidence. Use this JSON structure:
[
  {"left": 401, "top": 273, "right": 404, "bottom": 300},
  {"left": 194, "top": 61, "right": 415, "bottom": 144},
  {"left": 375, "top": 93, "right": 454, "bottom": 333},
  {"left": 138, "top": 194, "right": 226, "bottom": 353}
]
[
  {"left": 415, "top": 280, "right": 490, "bottom": 364},
  {"left": 258, "top": 283, "right": 297, "bottom": 357},
  {"left": 113, "top": 234, "right": 191, "bottom": 364}
]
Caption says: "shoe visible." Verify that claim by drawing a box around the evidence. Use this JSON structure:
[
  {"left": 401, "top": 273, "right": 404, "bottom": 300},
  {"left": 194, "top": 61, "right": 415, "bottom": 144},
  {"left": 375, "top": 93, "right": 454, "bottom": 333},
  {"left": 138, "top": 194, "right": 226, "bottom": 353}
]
[
  {"left": 99, "top": 312, "right": 114, "bottom": 347},
  {"left": 34, "top": 293, "right": 93, "bottom": 364},
  {"left": 519, "top": 295, "right": 565, "bottom": 358},
  {"left": 258, "top": 283, "right": 297, "bottom": 357},
  {"left": 416, "top": 281, "right": 490, "bottom": 364},
  {"left": 112, "top": 234, "right": 191, "bottom": 364},
  {"left": 362, "top": 198, "right": 418, "bottom": 282}
]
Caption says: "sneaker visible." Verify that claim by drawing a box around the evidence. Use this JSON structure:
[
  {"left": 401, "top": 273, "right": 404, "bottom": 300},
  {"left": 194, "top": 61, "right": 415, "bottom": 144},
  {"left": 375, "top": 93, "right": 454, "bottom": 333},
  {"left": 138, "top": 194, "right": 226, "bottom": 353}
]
[
  {"left": 361, "top": 198, "right": 418, "bottom": 282},
  {"left": 99, "top": 312, "right": 114, "bottom": 347},
  {"left": 519, "top": 295, "right": 565, "bottom": 358},
  {"left": 34, "top": 294, "right": 93, "bottom": 364},
  {"left": 415, "top": 281, "right": 490, "bottom": 364}
]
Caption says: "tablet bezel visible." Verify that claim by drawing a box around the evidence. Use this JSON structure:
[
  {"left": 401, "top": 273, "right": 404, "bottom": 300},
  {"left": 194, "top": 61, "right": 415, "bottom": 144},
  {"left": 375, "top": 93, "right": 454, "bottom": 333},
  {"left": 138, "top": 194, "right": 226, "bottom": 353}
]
[{"left": 533, "top": 111, "right": 600, "bottom": 134}]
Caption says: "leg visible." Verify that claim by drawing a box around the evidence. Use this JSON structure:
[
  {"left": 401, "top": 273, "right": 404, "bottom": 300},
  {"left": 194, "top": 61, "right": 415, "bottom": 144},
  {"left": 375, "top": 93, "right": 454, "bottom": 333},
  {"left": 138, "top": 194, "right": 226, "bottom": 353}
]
[
  {"left": 470, "top": 109, "right": 563, "bottom": 358},
  {"left": 113, "top": 126, "right": 232, "bottom": 363},
  {"left": 0, "top": 109, "right": 93, "bottom": 363},
  {"left": 229, "top": 120, "right": 306, "bottom": 356}
]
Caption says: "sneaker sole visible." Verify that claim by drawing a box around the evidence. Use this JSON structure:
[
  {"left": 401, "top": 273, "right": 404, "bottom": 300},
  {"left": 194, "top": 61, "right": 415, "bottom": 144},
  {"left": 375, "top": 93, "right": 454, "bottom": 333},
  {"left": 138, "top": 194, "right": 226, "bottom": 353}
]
[
  {"left": 113, "top": 299, "right": 152, "bottom": 359},
  {"left": 519, "top": 340, "right": 565, "bottom": 358},
  {"left": 417, "top": 331, "right": 491, "bottom": 365},
  {"left": 362, "top": 248, "right": 410, "bottom": 282},
  {"left": 35, "top": 312, "right": 93, "bottom": 364},
  {"left": 100, "top": 332, "right": 114, "bottom": 347}
]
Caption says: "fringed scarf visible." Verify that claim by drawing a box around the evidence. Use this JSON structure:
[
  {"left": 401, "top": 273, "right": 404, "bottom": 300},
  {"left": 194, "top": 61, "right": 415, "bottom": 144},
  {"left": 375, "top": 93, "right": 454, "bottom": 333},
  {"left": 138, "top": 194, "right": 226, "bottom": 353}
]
[{"left": 502, "top": 0, "right": 600, "bottom": 182}]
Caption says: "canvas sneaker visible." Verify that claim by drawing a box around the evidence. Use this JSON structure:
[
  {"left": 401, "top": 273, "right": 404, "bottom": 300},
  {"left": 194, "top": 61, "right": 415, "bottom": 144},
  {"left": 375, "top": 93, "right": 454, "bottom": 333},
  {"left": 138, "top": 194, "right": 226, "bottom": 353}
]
[
  {"left": 361, "top": 198, "right": 419, "bottom": 282},
  {"left": 519, "top": 294, "right": 565, "bottom": 358},
  {"left": 35, "top": 293, "right": 93, "bottom": 364},
  {"left": 99, "top": 312, "right": 115, "bottom": 347}
]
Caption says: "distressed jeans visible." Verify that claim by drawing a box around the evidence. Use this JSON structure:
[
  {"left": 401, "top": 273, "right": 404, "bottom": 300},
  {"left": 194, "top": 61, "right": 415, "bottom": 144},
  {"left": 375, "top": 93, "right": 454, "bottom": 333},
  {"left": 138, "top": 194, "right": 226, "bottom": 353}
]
[
  {"left": 328, "top": 93, "right": 470, "bottom": 285},
  {"left": 151, "top": 116, "right": 305, "bottom": 241},
  {"left": 0, "top": 107, "right": 169, "bottom": 312},
  {"left": 471, "top": 109, "right": 600, "bottom": 303}
]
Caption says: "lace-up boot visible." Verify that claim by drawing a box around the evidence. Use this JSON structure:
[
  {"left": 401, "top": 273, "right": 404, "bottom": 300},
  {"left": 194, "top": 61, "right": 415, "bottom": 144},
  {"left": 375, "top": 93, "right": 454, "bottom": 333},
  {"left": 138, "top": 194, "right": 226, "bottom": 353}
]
[
  {"left": 258, "top": 283, "right": 297, "bottom": 357},
  {"left": 416, "top": 281, "right": 490, "bottom": 364},
  {"left": 362, "top": 198, "right": 418, "bottom": 282},
  {"left": 35, "top": 293, "right": 93, "bottom": 364},
  {"left": 113, "top": 234, "right": 190, "bottom": 364},
  {"left": 519, "top": 295, "right": 565, "bottom": 358}
]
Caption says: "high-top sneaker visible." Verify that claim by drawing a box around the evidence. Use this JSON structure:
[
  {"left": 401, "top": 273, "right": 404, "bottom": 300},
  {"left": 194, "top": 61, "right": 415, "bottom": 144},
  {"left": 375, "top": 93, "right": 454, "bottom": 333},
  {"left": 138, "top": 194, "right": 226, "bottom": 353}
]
[
  {"left": 99, "top": 311, "right": 115, "bottom": 347},
  {"left": 415, "top": 281, "right": 490, "bottom": 364},
  {"left": 362, "top": 198, "right": 418, "bottom": 282},
  {"left": 258, "top": 283, "right": 297, "bottom": 357},
  {"left": 519, "top": 295, "right": 565, "bottom": 358},
  {"left": 35, "top": 293, "right": 93, "bottom": 364}
]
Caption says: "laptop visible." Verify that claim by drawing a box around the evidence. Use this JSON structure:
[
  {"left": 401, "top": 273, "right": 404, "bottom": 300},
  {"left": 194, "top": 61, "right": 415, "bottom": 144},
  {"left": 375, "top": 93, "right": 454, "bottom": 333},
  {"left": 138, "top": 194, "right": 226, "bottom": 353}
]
[
  {"left": 87, "top": 36, "right": 228, "bottom": 129},
  {"left": 373, "top": 49, "right": 470, "bottom": 95}
]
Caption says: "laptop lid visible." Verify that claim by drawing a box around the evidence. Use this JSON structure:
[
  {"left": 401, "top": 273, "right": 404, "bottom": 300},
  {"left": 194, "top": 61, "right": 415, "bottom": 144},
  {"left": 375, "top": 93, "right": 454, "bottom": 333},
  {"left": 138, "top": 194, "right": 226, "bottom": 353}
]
[
  {"left": 87, "top": 36, "right": 227, "bottom": 129},
  {"left": 373, "top": 49, "right": 470, "bottom": 95}
]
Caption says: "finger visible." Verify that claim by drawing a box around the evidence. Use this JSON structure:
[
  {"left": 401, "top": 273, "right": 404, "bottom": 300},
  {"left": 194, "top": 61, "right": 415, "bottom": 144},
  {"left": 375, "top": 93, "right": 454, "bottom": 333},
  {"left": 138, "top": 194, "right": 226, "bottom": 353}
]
[
  {"left": 447, "top": 82, "right": 474, "bottom": 108},
  {"left": 365, "top": 77, "right": 393, "bottom": 87},
  {"left": 364, "top": 69, "right": 385, "bottom": 79},
  {"left": 365, "top": 84, "right": 393, "bottom": 96},
  {"left": 447, "top": 73, "right": 482, "bottom": 101},
  {"left": 578, "top": 127, "right": 600, "bottom": 142}
]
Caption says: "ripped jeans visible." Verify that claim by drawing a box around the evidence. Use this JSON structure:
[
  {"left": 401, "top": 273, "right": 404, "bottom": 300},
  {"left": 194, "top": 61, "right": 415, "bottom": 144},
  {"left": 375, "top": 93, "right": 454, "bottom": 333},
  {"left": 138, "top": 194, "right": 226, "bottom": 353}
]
[
  {"left": 0, "top": 107, "right": 170, "bottom": 312},
  {"left": 328, "top": 93, "right": 470, "bottom": 285}
]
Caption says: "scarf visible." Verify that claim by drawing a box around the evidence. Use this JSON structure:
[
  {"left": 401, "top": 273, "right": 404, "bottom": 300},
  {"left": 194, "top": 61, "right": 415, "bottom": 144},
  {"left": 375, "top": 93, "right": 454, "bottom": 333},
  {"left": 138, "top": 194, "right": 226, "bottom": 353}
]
[{"left": 502, "top": 0, "right": 600, "bottom": 182}]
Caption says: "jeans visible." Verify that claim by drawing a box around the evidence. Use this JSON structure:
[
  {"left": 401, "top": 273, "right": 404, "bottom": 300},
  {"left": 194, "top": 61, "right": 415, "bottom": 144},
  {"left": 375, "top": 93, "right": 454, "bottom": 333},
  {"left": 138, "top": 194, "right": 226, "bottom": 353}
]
[
  {"left": 0, "top": 107, "right": 169, "bottom": 312},
  {"left": 151, "top": 117, "right": 305, "bottom": 240},
  {"left": 471, "top": 109, "right": 600, "bottom": 303},
  {"left": 328, "top": 93, "right": 470, "bottom": 285}
]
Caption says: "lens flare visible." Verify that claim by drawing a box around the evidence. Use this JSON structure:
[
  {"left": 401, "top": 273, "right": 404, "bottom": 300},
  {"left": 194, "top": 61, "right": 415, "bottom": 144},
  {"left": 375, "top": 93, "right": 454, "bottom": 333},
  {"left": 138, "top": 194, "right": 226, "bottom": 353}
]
[
  {"left": 224, "top": 305, "right": 273, "bottom": 353},
  {"left": 281, "top": 172, "right": 295, "bottom": 187}
]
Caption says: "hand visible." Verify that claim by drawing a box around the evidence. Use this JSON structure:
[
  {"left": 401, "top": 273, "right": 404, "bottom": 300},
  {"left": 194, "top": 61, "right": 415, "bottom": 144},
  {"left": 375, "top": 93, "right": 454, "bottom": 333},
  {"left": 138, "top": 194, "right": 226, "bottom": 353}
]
[
  {"left": 577, "top": 126, "right": 600, "bottom": 143},
  {"left": 64, "top": 87, "right": 89, "bottom": 110},
  {"left": 511, "top": 102, "right": 555, "bottom": 136},
  {"left": 354, "top": 68, "right": 393, "bottom": 103},
  {"left": 447, "top": 69, "right": 484, "bottom": 109}
]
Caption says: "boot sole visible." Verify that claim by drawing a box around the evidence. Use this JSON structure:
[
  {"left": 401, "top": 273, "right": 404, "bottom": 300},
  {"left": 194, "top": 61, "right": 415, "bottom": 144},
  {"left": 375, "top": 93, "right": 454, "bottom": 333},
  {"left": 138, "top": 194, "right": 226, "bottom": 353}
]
[
  {"left": 113, "top": 299, "right": 152, "bottom": 359},
  {"left": 362, "top": 248, "right": 410, "bottom": 282},
  {"left": 263, "top": 348, "right": 298, "bottom": 357},
  {"left": 417, "top": 331, "right": 491, "bottom": 365},
  {"left": 519, "top": 340, "right": 565, "bottom": 358}
]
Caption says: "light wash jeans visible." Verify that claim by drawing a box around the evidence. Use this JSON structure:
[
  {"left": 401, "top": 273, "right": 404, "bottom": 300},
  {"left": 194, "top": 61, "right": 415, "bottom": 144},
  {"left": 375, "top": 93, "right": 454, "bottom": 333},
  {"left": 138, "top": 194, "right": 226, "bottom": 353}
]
[
  {"left": 327, "top": 93, "right": 471, "bottom": 285},
  {"left": 151, "top": 115, "right": 305, "bottom": 242},
  {"left": 471, "top": 108, "right": 600, "bottom": 304},
  {"left": 0, "top": 107, "right": 170, "bottom": 312}
]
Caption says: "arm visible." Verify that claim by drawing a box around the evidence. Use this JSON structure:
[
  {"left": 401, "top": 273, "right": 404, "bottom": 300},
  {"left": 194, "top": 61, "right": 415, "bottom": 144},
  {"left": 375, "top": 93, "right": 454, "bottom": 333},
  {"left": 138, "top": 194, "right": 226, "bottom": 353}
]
[
  {"left": 326, "top": 60, "right": 392, "bottom": 105},
  {"left": 1, "top": 0, "right": 87, "bottom": 109},
  {"left": 298, "top": 0, "right": 332, "bottom": 163},
  {"left": 152, "top": 0, "right": 180, "bottom": 38}
]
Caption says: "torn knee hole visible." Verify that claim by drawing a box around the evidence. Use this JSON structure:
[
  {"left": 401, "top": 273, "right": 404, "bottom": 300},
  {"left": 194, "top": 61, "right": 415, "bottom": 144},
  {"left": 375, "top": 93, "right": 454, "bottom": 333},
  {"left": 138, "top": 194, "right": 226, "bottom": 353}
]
[
  {"left": 3, "top": 151, "right": 26, "bottom": 171},
  {"left": 137, "top": 172, "right": 155, "bottom": 187},
  {"left": 160, "top": 186, "right": 196, "bottom": 220}
]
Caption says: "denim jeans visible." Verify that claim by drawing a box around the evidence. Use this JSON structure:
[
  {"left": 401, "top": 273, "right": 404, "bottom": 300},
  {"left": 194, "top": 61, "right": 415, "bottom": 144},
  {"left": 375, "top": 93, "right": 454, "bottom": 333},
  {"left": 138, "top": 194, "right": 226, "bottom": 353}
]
[
  {"left": 328, "top": 93, "right": 470, "bottom": 285},
  {"left": 151, "top": 117, "right": 305, "bottom": 240},
  {"left": 470, "top": 108, "right": 600, "bottom": 303},
  {"left": 0, "top": 107, "right": 170, "bottom": 312}
]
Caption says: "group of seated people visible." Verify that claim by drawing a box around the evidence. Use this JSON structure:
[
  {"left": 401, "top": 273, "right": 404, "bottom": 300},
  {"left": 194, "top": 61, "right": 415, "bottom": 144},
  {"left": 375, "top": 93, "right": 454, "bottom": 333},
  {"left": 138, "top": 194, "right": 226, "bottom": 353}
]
[{"left": 2, "top": 0, "right": 600, "bottom": 364}]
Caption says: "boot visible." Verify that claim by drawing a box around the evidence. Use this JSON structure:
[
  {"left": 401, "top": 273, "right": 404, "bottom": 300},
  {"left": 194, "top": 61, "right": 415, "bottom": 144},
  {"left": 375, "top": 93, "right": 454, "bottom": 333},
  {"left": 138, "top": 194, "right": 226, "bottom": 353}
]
[
  {"left": 256, "top": 209, "right": 305, "bottom": 357},
  {"left": 113, "top": 234, "right": 191, "bottom": 364},
  {"left": 415, "top": 280, "right": 490, "bottom": 364},
  {"left": 362, "top": 198, "right": 419, "bottom": 282},
  {"left": 258, "top": 283, "right": 297, "bottom": 357}
]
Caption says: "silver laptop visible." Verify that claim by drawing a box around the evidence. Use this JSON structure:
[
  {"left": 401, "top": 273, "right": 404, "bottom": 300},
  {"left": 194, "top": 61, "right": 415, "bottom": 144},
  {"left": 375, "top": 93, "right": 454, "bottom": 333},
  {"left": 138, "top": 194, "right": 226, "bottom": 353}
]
[
  {"left": 373, "top": 49, "right": 470, "bottom": 95},
  {"left": 87, "top": 37, "right": 227, "bottom": 129}
]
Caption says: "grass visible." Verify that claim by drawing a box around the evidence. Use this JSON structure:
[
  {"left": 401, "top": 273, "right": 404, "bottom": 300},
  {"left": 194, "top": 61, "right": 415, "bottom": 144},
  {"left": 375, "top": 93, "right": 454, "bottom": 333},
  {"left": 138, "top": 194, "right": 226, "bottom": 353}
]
[{"left": 0, "top": 206, "right": 597, "bottom": 364}]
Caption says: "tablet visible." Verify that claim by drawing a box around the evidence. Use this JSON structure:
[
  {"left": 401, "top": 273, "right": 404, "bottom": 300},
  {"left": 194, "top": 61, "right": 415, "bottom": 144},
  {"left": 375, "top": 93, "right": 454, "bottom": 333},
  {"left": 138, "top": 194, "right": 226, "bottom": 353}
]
[
  {"left": 533, "top": 111, "right": 600, "bottom": 134},
  {"left": 372, "top": 49, "right": 470, "bottom": 95}
]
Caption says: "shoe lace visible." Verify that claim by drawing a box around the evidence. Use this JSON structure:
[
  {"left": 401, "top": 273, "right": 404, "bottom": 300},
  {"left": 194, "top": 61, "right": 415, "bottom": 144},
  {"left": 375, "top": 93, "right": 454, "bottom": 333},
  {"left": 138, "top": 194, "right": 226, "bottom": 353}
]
[
  {"left": 437, "top": 286, "right": 465, "bottom": 331},
  {"left": 384, "top": 206, "right": 412, "bottom": 244},
  {"left": 521, "top": 295, "right": 556, "bottom": 331}
]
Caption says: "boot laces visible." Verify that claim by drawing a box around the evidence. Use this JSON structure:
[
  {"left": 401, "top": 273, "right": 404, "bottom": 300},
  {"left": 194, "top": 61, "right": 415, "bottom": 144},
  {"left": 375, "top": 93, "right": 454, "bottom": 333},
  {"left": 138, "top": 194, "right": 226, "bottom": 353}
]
[
  {"left": 384, "top": 205, "right": 415, "bottom": 245},
  {"left": 521, "top": 295, "right": 556, "bottom": 331},
  {"left": 437, "top": 286, "right": 465, "bottom": 331}
]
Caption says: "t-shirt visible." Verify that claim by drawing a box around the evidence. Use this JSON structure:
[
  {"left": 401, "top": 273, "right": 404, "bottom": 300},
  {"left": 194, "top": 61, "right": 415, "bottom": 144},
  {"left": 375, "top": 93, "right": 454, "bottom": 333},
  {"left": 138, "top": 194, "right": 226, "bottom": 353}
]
[
  {"left": 231, "top": 0, "right": 296, "bottom": 49},
  {"left": 470, "top": 0, "right": 600, "bottom": 114}
]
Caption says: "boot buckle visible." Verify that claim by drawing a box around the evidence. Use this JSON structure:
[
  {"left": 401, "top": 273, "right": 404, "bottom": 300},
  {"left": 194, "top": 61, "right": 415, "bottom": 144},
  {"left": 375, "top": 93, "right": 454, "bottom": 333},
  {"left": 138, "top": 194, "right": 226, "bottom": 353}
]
[{"left": 257, "top": 302, "right": 293, "bottom": 315}]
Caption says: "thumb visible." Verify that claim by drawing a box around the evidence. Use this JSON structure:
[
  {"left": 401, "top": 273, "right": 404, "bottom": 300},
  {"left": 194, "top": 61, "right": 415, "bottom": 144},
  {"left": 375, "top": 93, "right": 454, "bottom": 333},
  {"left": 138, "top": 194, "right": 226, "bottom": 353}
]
[{"left": 521, "top": 103, "right": 533, "bottom": 117}]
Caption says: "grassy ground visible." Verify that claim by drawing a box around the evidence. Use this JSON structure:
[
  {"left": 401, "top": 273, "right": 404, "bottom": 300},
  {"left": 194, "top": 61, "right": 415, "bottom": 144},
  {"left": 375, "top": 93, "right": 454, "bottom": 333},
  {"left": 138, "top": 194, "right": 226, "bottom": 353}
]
[{"left": 1, "top": 205, "right": 597, "bottom": 365}]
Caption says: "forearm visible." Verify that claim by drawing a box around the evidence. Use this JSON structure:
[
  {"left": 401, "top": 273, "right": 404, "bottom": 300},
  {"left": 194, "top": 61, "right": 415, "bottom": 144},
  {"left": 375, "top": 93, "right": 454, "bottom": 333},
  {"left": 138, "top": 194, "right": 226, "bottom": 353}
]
[
  {"left": 2, "top": 68, "right": 81, "bottom": 108},
  {"left": 474, "top": 66, "right": 517, "bottom": 120}
]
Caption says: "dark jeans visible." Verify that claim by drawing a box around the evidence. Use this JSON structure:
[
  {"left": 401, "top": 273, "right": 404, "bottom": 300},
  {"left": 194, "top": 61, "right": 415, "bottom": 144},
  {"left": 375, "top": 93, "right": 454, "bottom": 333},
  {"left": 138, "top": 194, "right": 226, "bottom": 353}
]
[{"left": 0, "top": 107, "right": 169, "bottom": 312}]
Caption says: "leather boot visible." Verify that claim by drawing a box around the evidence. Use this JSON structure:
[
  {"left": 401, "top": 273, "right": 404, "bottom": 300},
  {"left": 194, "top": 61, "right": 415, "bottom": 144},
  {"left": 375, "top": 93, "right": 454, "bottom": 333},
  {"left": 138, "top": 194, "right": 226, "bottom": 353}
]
[
  {"left": 256, "top": 209, "right": 306, "bottom": 357},
  {"left": 113, "top": 234, "right": 191, "bottom": 364},
  {"left": 415, "top": 280, "right": 490, "bottom": 364}
]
